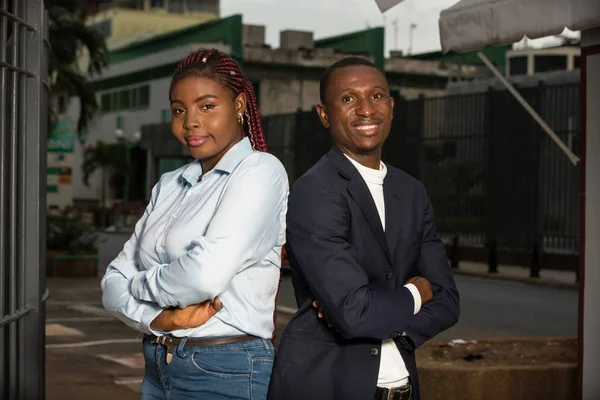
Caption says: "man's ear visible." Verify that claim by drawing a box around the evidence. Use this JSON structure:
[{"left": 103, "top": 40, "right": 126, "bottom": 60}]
[{"left": 316, "top": 103, "right": 330, "bottom": 128}]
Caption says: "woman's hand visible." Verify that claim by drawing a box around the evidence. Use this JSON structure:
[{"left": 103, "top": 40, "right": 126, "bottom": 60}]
[{"left": 150, "top": 297, "right": 223, "bottom": 331}]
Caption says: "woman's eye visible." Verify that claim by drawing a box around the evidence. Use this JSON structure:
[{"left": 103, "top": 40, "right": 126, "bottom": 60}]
[
  {"left": 201, "top": 103, "right": 215, "bottom": 110},
  {"left": 172, "top": 108, "right": 184, "bottom": 115}
]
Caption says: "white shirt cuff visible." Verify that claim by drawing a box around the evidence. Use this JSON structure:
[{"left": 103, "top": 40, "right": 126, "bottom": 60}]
[
  {"left": 404, "top": 283, "right": 422, "bottom": 315},
  {"left": 139, "top": 303, "right": 168, "bottom": 336}
]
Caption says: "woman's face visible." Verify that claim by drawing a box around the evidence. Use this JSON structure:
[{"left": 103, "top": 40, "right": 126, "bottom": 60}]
[{"left": 170, "top": 74, "right": 246, "bottom": 172}]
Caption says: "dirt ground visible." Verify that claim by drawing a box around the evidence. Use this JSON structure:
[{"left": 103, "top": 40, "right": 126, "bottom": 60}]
[{"left": 417, "top": 337, "right": 577, "bottom": 367}]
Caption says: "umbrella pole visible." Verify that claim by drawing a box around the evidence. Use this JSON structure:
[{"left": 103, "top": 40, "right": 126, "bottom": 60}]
[{"left": 476, "top": 52, "right": 581, "bottom": 166}]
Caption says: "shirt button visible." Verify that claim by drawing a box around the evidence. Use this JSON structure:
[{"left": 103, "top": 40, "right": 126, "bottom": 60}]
[
  {"left": 386, "top": 272, "right": 393, "bottom": 280},
  {"left": 370, "top": 348, "right": 379, "bottom": 356}
]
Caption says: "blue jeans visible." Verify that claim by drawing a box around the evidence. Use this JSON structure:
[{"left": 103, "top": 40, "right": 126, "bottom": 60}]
[{"left": 141, "top": 336, "right": 275, "bottom": 400}]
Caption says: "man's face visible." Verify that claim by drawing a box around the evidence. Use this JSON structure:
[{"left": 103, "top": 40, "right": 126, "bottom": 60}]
[{"left": 317, "top": 65, "right": 394, "bottom": 157}]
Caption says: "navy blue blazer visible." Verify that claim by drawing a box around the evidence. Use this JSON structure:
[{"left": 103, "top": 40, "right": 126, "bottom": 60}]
[{"left": 268, "top": 146, "right": 460, "bottom": 400}]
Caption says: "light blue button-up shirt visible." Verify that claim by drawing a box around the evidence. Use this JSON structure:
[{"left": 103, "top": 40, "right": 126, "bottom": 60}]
[{"left": 101, "top": 138, "right": 289, "bottom": 339}]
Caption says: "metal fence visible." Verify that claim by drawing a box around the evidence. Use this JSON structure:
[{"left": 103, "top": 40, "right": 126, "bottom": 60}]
[
  {"left": 1, "top": 0, "right": 49, "bottom": 398},
  {"left": 262, "top": 83, "right": 580, "bottom": 255}
]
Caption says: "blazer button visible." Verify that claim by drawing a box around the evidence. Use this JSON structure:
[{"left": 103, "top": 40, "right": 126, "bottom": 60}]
[
  {"left": 386, "top": 272, "right": 393, "bottom": 280},
  {"left": 370, "top": 348, "right": 379, "bottom": 356}
]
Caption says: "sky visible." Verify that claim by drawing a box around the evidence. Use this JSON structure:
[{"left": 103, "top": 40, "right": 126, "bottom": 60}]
[{"left": 220, "top": 0, "right": 579, "bottom": 56}]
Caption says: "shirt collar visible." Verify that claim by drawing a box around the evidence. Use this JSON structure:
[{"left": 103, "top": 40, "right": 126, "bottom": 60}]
[{"left": 181, "top": 137, "right": 254, "bottom": 184}]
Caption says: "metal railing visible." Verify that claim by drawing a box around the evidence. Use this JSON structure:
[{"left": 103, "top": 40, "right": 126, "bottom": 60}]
[
  {"left": 262, "top": 83, "right": 580, "bottom": 256},
  {"left": 1, "top": 0, "right": 49, "bottom": 398}
]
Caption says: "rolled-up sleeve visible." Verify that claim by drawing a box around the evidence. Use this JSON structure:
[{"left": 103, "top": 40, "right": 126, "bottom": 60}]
[
  {"left": 101, "top": 180, "right": 164, "bottom": 334},
  {"left": 131, "top": 160, "right": 288, "bottom": 309}
]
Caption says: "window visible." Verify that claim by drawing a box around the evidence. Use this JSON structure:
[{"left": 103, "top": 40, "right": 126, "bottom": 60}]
[
  {"left": 574, "top": 56, "right": 581, "bottom": 69},
  {"left": 151, "top": 0, "right": 165, "bottom": 7},
  {"left": 509, "top": 56, "right": 528, "bottom": 76},
  {"left": 100, "top": 85, "right": 150, "bottom": 113},
  {"left": 116, "top": 115, "right": 124, "bottom": 130},
  {"left": 534, "top": 55, "right": 567, "bottom": 74},
  {"left": 119, "top": 0, "right": 144, "bottom": 10},
  {"left": 186, "top": 0, "right": 219, "bottom": 13},
  {"left": 120, "top": 89, "right": 131, "bottom": 109},
  {"left": 168, "top": 0, "right": 185, "bottom": 13},
  {"left": 138, "top": 85, "right": 150, "bottom": 107}
]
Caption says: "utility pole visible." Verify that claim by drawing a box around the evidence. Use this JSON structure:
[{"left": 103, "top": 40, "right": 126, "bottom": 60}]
[
  {"left": 408, "top": 22, "right": 417, "bottom": 55},
  {"left": 392, "top": 19, "right": 398, "bottom": 50}
]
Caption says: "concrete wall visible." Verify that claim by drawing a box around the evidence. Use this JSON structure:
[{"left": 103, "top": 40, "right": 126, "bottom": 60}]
[
  {"left": 258, "top": 79, "right": 320, "bottom": 115},
  {"left": 581, "top": 27, "right": 600, "bottom": 400}
]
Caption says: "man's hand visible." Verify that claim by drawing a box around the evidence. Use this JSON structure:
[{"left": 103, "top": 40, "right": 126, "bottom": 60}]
[
  {"left": 312, "top": 300, "right": 335, "bottom": 329},
  {"left": 405, "top": 277, "right": 433, "bottom": 305},
  {"left": 150, "top": 297, "right": 223, "bottom": 331}
]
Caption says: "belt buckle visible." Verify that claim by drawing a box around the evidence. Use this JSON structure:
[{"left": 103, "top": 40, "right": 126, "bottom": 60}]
[
  {"left": 388, "top": 384, "right": 412, "bottom": 400},
  {"left": 157, "top": 336, "right": 174, "bottom": 364}
]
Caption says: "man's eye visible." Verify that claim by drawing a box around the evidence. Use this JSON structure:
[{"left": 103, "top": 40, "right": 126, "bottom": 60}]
[
  {"left": 342, "top": 96, "right": 353, "bottom": 103},
  {"left": 373, "top": 93, "right": 383, "bottom": 99}
]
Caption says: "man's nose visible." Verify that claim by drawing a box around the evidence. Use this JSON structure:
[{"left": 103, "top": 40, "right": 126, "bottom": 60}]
[{"left": 355, "top": 98, "right": 375, "bottom": 117}]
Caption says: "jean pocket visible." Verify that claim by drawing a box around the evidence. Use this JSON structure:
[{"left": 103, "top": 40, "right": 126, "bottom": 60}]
[{"left": 190, "top": 350, "right": 252, "bottom": 378}]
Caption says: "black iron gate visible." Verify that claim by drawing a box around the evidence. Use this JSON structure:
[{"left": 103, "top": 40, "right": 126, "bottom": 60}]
[{"left": 1, "top": 0, "right": 49, "bottom": 398}]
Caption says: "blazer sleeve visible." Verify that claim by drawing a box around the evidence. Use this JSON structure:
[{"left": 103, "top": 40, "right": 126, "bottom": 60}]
[
  {"left": 405, "top": 185, "right": 460, "bottom": 348},
  {"left": 286, "top": 176, "right": 416, "bottom": 341}
]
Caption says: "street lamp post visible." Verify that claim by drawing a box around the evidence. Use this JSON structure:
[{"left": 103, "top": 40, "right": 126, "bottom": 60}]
[{"left": 114, "top": 129, "right": 141, "bottom": 203}]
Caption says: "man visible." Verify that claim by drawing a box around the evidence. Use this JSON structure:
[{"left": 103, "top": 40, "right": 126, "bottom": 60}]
[{"left": 268, "top": 57, "right": 460, "bottom": 400}]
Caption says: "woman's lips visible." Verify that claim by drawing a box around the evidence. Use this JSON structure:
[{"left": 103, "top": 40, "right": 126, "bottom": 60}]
[{"left": 185, "top": 135, "right": 209, "bottom": 147}]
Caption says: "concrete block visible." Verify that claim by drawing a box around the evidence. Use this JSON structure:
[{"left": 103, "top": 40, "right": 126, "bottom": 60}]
[
  {"left": 416, "top": 338, "right": 577, "bottom": 400},
  {"left": 244, "top": 24, "right": 265, "bottom": 47},
  {"left": 280, "top": 30, "right": 314, "bottom": 50}
]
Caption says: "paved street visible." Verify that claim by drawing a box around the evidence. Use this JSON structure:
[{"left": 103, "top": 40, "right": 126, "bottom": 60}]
[
  {"left": 276, "top": 273, "right": 577, "bottom": 339},
  {"left": 45, "top": 233, "right": 577, "bottom": 398}
]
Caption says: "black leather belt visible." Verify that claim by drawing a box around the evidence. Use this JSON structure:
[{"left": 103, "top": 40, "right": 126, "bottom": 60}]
[{"left": 374, "top": 382, "right": 413, "bottom": 400}]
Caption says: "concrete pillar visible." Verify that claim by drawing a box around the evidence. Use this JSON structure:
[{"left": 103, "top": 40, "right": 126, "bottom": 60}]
[{"left": 580, "top": 27, "right": 600, "bottom": 400}]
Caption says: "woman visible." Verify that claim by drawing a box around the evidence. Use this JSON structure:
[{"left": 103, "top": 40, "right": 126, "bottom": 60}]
[{"left": 101, "top": 48, "right": 289, "bottom": 399}]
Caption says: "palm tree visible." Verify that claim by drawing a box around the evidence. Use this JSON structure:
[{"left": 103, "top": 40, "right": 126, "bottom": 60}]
[
  {"left": 46, "top": 0, "right": 107, "bottom": 142},
  {"left": 82, "top": 140, "right": 129, "bottom": 227}
]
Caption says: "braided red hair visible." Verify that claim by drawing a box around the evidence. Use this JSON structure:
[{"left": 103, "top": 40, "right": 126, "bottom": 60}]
[{"left": 170, "top": 48, "right": 267, "bottom": 152}]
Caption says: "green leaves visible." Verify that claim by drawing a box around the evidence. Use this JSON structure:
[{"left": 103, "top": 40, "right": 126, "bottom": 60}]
[
  {"left": 47, "top": 0, "right": 107, "bottom": 142},
  {"left": 46, "top": 207, "right": 98, "bottom": 253},
  {"left": 82, "top": 140, "right": 130, "bottom": 187}
]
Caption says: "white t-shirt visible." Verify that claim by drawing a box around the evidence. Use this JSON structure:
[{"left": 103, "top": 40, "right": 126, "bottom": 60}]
[{"left": 344, "top": 154, "right": 422, "bottom": 388}]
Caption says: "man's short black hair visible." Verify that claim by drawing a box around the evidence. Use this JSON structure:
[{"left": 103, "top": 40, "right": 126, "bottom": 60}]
[{"left": 319, "top": 57, "right": 386, "bottom": 104}]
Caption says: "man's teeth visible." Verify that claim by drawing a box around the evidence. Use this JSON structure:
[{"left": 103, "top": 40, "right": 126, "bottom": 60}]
[{"left": 356, "top": 125, "right": 377, "bottom": 130}]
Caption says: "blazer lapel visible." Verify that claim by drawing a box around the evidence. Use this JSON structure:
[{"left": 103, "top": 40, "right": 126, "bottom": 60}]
[
  {"left": 327, "top": 146, "right": 392, "bottom": 266},
  {"left": 383, "top": 171, "right": 408, "bottom": 261}
]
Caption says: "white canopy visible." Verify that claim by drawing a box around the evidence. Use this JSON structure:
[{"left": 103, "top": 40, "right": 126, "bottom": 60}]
[
  {"left": 374, "top": 0, "right": 406, "bottom": 13},
  {"left": 439, "top": 0, "right": 600, "bottom": 53}
]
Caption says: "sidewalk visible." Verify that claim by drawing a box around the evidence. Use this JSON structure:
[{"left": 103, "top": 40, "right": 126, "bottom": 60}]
[
  {"left": 449, "top": 261, "right": 578, "bottom": 290},
  {"left": 45, "top": 277, "right": 294, "bottom": 400},
  {"left": 46, "top": 261, "right": 576, "bottom": 399}
]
